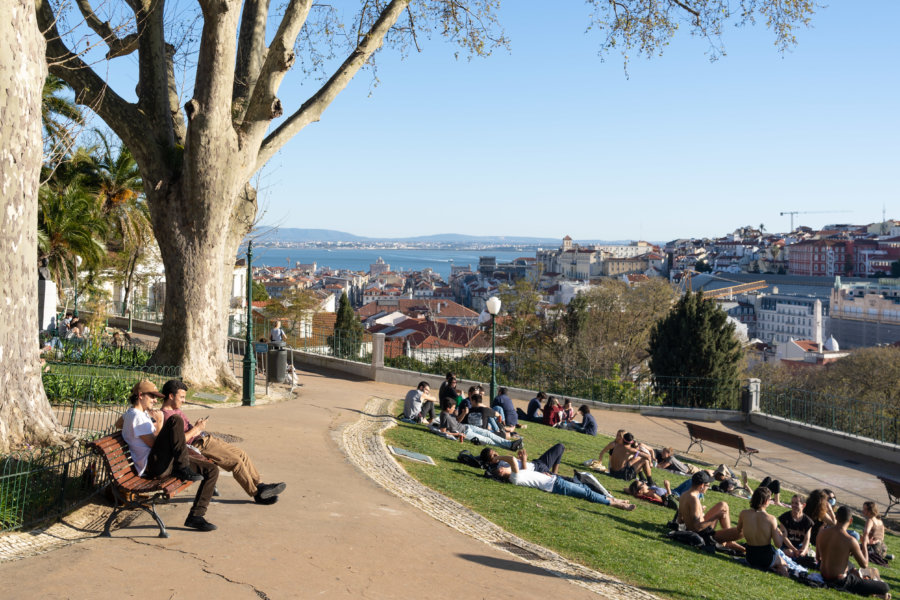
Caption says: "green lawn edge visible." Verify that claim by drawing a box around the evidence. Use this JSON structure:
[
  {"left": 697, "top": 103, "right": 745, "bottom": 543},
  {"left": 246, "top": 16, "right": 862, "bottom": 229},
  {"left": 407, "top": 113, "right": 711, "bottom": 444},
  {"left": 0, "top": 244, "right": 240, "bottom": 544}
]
[{"left": 383, "top": 405, "right": 898, "bottom": 600}]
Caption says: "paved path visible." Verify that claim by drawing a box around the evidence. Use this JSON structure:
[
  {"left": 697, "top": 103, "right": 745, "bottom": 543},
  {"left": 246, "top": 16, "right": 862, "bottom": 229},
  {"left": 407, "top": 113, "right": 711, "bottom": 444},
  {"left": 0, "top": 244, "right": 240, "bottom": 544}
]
[{"left": 0, "top": 368, "right": 895, "bottom": 599}]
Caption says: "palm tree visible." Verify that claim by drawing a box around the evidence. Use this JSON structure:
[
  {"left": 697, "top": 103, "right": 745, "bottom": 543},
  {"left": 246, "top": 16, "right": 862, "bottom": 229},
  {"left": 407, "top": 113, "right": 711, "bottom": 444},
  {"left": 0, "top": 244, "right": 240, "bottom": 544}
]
[
  {"left": 42, "top": 75, "right": 84, "bottom": 166},
  {"left": 38, "top": 182, "right": 108, "bottom": 291},
  {"left": 89, "top": 133, "right": 154, "bottom": 314}
]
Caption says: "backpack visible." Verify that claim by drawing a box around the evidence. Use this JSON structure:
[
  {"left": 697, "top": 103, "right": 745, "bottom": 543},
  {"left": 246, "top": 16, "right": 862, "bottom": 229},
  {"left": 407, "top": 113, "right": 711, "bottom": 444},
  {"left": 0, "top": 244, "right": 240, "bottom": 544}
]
[{"left": 457, "top": 450, "right": 483, "bottom": 469}]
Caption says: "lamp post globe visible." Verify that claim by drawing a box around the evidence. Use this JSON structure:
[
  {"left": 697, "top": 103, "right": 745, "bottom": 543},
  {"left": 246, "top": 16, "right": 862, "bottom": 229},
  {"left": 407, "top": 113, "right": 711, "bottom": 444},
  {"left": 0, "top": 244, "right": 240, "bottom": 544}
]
[{"left": 485, "top": 296, "right": 501, "bottom": 403}]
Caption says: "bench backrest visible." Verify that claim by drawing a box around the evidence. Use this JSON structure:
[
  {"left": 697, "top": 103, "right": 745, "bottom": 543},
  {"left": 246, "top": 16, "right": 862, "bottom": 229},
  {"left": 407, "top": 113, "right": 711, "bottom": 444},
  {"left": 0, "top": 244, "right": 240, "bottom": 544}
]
[
  {"left": 685, "top": 422, "right": 749, "bottom": 452},
  {"left": 880, "top": 475, "right": 900, "bottom": 495}
]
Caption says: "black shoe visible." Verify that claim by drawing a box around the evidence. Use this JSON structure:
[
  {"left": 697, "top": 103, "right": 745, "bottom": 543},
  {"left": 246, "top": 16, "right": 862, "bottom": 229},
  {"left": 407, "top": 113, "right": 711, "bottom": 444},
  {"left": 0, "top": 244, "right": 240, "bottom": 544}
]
[
  {"left": 510, "top": 438, "right": 523, "bottom": 452},
  {"left": 255, "top": 482, "right": 286, "bottom": 501},
  {"left": 471, "top": 438, "right": 482, "bottom": 446},
  {"left": 184, "top": 515, "right": 217, "bottom": 531},
  {"left": 174, "top": 467, "right": 203, "bottom": 482},
  {"left": 254, "top": 494, "right": 279, "bottom": 505},
  {"left": 213, "top": 486, "right": 220, "bottom": 497}
]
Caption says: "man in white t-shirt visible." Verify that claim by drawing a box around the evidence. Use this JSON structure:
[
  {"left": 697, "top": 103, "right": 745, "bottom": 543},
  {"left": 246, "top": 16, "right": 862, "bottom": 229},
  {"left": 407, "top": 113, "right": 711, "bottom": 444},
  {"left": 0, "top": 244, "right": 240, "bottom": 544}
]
[
  {"left": 491, "top": 449, "right": 634, "bottom": 511},
  {"left": 121, "top": 380, "right": 220, "bottom": 532}
]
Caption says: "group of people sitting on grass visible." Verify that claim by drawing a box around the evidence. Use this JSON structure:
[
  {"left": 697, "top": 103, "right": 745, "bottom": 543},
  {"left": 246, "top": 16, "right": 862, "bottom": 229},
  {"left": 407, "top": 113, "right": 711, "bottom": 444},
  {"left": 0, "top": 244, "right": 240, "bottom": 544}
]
[
  {"left": 515, "top": 391, "right": 597, "bottom": 435},
  {"left": 403, "top": 382, "right": 894, "bottom": 599},
  {"left": 119, "top": 379, "right": 286, "bottom": 532}
]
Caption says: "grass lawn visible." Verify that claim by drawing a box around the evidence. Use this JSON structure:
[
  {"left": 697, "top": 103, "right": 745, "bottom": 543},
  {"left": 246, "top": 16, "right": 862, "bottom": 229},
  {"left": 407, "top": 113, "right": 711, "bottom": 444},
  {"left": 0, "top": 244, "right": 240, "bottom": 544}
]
[{"left": 384, "top": 408, "right": 898, "bottom": 600}]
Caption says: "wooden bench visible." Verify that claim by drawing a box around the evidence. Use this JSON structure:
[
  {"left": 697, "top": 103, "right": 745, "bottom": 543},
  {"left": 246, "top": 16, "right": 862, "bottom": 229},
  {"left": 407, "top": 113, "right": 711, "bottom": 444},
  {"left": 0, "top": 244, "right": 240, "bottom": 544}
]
[
  {"left": 90, "top": 432, "right": 195, "bottom": 538},
  {"left": 684, "top": 422, "right": 759, "bottom": 467},
  {"left": 878, "top": 475, "right": 900, "bottom": 518}
]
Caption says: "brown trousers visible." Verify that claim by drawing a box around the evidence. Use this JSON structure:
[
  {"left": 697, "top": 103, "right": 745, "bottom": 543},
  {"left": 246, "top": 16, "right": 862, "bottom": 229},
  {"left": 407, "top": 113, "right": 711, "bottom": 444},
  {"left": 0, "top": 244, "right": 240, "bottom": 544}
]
[{"left": 194, "top": 436, "right": 261, "bottom": 497}]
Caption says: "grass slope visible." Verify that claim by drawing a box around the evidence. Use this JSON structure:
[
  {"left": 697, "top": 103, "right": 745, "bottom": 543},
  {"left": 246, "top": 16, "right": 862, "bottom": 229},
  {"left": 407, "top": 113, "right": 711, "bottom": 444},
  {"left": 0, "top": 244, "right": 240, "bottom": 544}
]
[{"left": 384, "top": 410, "right": 898, "bottom": 600}]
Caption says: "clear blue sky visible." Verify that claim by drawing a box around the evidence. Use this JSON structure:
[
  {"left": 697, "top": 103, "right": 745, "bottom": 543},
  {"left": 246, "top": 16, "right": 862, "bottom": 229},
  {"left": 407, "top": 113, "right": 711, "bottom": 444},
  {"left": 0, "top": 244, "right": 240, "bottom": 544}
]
[
  {"left": 251, "top": 1, "right": 899, "bottom": 242},
  {"left": 101, "top": 2, "right": 900, "bottom": 241}
]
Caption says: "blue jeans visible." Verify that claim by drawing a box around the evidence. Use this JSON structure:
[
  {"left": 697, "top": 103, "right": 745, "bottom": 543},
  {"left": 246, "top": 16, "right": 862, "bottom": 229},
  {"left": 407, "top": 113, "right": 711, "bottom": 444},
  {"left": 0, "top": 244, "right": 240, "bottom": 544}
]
[
  {"left": 464, "top": 425, "right": 513, "bottom": 448},
  {"left": 551, "top": 476, "right": 610, "bottom": 505}
]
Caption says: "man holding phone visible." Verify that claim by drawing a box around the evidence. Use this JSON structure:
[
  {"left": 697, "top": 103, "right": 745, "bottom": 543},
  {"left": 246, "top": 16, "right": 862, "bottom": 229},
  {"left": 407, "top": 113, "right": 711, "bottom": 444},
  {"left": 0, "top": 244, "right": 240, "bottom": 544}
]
[{"left": 160, "top": 379, "right": 286, "bottom": 505}]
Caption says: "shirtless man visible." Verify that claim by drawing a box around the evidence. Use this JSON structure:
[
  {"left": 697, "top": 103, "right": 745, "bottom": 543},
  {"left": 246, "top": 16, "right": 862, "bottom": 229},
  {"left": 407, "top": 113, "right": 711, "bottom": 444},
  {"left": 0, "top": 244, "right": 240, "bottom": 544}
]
[
  {"left": 599, "top": 431, "right": 655, "bottom": 485},
  {"left": 817, "top": 505, "right": 891, "bottom": 599},
  {"left": 735, "top": 487, "right": 789, "bottom": 574},
  {"left": 678, "top": 471, "right": 744, "bottom": 553}
]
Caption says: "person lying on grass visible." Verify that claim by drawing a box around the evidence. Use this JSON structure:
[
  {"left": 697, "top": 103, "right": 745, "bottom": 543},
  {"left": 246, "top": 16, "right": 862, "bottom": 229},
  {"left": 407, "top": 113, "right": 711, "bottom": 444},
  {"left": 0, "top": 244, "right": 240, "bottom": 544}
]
[
  {"left": 487, "top": 448, "right": 635, "bottom": 511},
  {"left": 438, "top": 401, "right": 523, "bottom": 451},
  {"left": 678, "top": 471, "right": 745, "bottom": 554},
  {"left": 628, "top": 479, "right": 675, "bottom": 507}
]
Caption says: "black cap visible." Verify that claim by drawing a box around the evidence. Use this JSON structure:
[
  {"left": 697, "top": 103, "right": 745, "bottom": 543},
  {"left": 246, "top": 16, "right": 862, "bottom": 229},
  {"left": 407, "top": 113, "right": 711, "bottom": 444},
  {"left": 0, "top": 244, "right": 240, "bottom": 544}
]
[{"left": 692, "top": 471, "right": 713, "bottom": 486}]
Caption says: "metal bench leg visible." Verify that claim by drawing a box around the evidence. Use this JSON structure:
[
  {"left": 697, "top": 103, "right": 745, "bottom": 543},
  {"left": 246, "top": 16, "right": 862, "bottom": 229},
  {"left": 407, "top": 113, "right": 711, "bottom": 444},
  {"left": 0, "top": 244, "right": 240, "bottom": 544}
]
[
  {"left": 734, "top": 451, "right": 753, "bottom": 468},
  {"left": 141, "top": 504, "right": 169, "bottom": 538},
  {"left": 101, "top": 506, "right": 122, "bottom": 537},
  {"left": 685, "top": 439, "right": 703, "bottom": 454}
]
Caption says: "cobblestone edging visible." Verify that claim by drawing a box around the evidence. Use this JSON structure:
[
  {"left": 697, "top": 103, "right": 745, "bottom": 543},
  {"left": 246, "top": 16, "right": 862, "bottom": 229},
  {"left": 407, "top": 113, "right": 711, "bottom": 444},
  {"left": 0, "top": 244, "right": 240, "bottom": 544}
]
[
  {"left": 0, "top": 504, "right": 137, "bottom": 563},
  {"left": 339, "top": 396, "right": 661, "bottom": 600}
]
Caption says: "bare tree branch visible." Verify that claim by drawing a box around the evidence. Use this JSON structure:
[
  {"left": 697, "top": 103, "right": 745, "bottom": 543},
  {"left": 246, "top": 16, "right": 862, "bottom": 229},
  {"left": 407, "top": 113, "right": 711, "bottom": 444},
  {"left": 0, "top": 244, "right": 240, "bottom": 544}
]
[
  {"left": 254, "top": 0, "right": 410, "bottom": 171},
  {"left": 35, "top": 0, "right": 153, "bottom": 167},
  {"left": 232, "top": 0, "right": 272, "bottom": 125},
  {"left": 73, "top": 0, "right": 140, "bottom": 58},
  {"left": 239, "top": 0, "right": 313, "bottom": 136}
]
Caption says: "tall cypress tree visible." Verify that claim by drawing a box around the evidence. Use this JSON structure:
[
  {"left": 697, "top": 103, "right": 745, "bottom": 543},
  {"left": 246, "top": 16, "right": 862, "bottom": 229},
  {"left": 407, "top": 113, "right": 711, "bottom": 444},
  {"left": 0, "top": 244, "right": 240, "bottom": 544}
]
[
  {"left": 330, "top": 291, "right": 364, "bottom": 360},
  {"left": 648, "top": 291, "right": 743, "bottom": 408}
]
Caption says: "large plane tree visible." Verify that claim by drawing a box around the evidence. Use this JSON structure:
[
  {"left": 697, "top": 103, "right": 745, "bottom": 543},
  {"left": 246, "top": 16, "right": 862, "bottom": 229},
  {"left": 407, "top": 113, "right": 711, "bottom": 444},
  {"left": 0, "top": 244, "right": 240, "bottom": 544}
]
[{"left": 0, "top": 0, "right": 816, "bottom": 450}]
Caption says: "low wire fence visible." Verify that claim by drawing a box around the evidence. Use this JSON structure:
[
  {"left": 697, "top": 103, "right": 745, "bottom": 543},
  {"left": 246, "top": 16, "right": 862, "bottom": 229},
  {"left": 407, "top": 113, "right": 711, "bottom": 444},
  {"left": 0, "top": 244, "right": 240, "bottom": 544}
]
[
  {"left": 0, "top": 444, "right": 109, "bottom": 532},
  {"left": 40, "top": 333, "right": 156, "bottom": 367},
  {"left": 1, "top": 361, "right": 181, "bottom": 533},
  {"left": 760, "top": 388, "right": 899, "bottom": 445}
]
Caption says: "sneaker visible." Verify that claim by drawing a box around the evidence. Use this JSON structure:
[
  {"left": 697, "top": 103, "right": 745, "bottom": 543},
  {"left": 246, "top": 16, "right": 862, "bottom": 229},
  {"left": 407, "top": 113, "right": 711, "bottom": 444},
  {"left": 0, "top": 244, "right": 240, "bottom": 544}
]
[
  {"left": 510, "top": 438, "right": 524, "bottom": 452},
  {"left": 255, "top": 482, "right": 286, "bottom": 500},
  {"left": 254, "top": 494, "right": 279, "bottom": 505},
  {"left": 174, "top": 466, "right": 203, "bottom": 482},
  {"left": 184, "top": 515, "right": 217, "bottom": 531}
]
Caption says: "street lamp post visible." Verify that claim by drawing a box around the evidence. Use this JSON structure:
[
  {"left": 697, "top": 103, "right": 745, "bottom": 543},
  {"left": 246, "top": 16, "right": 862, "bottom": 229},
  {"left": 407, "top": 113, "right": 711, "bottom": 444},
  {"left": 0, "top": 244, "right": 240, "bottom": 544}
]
[
  {"left": 73, "top": 255, "right": 83, "bottom": 317},
  {"left": 241, "top": 241, "right": 256, "bottom": 406},
  {"left": 485, "top": 296, "right": 502, "bottom": 403}
]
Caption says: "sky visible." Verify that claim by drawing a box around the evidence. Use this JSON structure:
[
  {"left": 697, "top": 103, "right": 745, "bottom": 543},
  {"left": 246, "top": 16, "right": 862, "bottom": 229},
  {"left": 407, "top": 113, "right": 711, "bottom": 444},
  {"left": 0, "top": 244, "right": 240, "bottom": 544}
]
[{"left": 99, "top": 1, "right": 900, "bottom": 242}]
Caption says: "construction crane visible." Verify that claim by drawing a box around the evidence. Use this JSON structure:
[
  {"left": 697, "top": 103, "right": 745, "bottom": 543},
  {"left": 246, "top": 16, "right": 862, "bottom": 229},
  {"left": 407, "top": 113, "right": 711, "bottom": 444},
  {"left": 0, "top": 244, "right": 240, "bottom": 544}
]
[{"left": 779, "top": 210, "right": 851, "bottom": 232}]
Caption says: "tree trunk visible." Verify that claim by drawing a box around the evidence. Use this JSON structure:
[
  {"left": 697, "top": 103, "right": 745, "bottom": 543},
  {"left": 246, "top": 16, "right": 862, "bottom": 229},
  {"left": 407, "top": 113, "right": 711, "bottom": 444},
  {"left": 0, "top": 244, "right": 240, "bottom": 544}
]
[
  {"left": 148, "top": 180, "right": 256, "bottom": 388},
  {"left": 0, "top": 0, "right": 68, "bottom": 453}
]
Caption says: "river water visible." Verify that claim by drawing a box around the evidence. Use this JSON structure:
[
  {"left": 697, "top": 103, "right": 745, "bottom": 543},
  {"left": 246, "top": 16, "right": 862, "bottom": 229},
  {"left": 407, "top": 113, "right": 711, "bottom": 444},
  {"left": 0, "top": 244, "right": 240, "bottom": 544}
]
[{"left": 245, "top": 247, "right": 533, "bottom": 279}]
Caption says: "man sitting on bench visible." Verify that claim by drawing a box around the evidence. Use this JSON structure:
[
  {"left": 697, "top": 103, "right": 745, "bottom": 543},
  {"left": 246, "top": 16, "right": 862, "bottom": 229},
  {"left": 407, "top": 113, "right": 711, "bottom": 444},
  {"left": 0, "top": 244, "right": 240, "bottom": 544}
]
[
  {"left": 160, "top": 380, "right": 285, "bottom": 505},
  {"left": 121, "top": 380, "right": 219, "bottom": 531}
]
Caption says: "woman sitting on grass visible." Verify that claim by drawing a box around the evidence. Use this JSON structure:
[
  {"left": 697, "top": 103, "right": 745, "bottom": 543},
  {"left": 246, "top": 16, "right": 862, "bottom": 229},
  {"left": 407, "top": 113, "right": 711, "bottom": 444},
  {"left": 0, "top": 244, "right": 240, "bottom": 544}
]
[{"left": 542, "top": 396, "right": 562, "bottom": 427}]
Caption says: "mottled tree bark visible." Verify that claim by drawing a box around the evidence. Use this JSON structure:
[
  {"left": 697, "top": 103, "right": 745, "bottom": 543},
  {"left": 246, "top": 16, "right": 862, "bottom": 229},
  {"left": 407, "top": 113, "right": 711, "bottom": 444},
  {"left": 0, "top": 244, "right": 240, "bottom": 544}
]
[{"left": 0, "top": 0, "right": 68, "bottom": 452}]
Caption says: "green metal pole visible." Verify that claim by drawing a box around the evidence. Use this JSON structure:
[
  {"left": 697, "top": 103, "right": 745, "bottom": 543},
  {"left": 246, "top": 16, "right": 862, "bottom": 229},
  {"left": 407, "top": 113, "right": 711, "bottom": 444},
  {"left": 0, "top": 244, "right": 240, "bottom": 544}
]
[
  {"left": 242, "top": 241, "right": 256, "bottom": 406},
  {"left": 490, "top": 314, "right": 496, "bottom": 403}
]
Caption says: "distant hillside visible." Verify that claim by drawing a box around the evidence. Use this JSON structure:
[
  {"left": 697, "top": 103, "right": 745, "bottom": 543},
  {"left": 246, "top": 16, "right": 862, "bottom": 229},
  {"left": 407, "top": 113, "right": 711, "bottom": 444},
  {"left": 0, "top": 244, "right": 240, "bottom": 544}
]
[{"left": 255, "top": 227, "right": 633, "bottom": 245}]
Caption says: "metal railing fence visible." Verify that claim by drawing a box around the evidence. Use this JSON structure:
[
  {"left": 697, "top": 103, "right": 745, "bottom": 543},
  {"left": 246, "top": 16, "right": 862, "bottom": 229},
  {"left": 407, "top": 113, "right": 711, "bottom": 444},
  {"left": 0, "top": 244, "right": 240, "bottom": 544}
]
[
  {"left": 760, "top": 387, "right": 899, "bottom": 445},
  {"left": 383, "top": 346, "right": 743, "bottom": 410}
]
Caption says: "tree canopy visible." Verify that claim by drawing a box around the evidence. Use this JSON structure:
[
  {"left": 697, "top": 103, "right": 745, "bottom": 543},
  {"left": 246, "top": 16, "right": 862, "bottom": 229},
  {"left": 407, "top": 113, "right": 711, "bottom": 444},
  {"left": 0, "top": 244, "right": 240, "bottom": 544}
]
[{"left": 648, "top": 290, "right": 743, "bottom": 408}]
